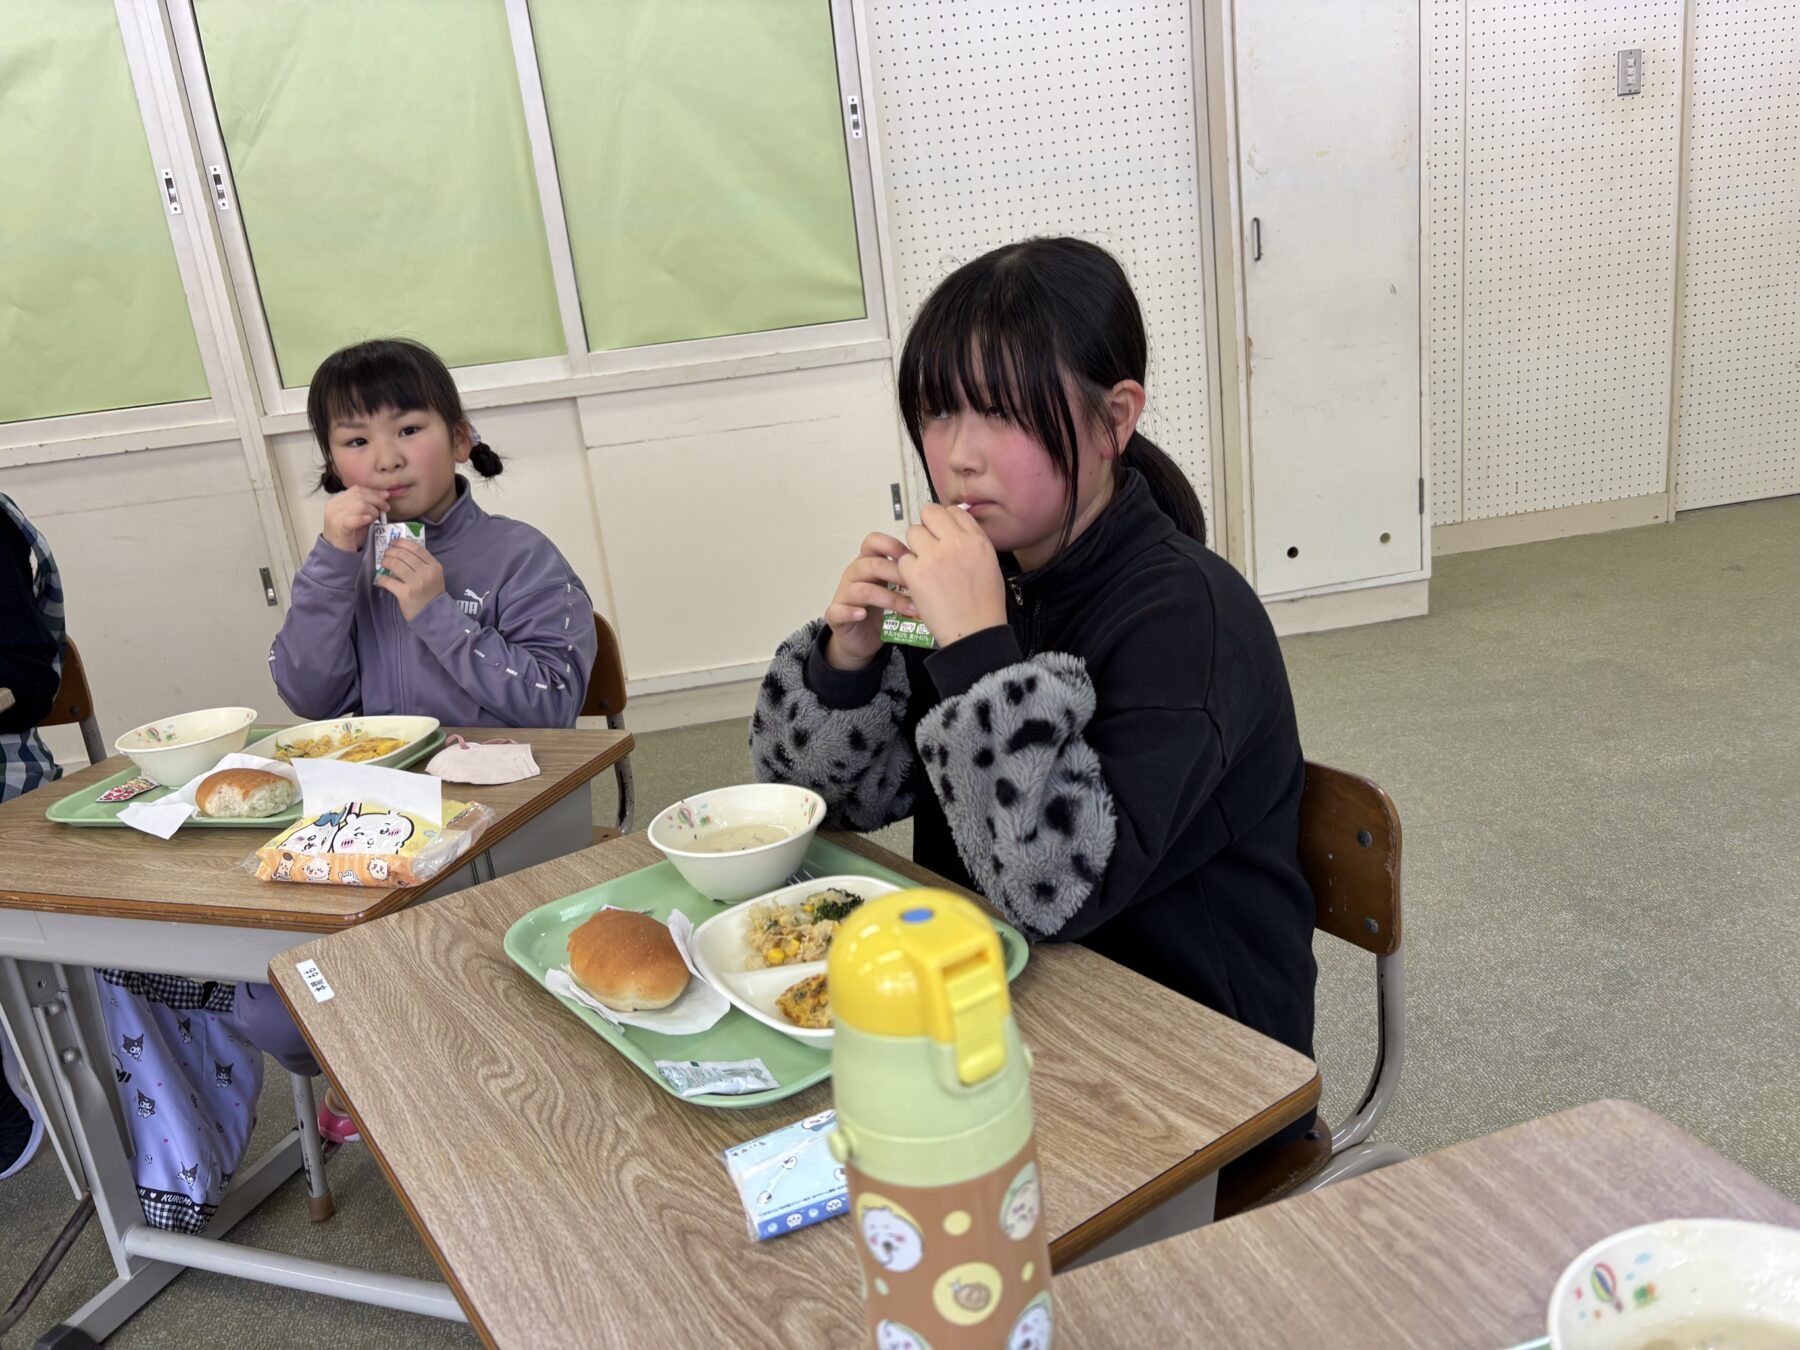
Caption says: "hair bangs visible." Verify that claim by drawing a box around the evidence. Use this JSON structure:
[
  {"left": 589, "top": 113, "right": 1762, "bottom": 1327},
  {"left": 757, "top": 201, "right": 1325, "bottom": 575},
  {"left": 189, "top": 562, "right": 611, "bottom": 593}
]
[
  {"left": 899, "top": 266, "right": 1085, "bottom": 510},
  {"left": 310, "top": 353, "right": 428, "bottom": 440}
]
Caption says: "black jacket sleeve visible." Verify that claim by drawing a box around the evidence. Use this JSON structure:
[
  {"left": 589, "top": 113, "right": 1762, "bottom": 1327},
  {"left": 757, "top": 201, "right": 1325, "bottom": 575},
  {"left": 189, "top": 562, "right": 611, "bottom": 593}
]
[
  {"left": 747, "top": 620, "right": 917, "bottom": 831},
  {"left": 0, "top": 515, "right": 58, "bottom": 734},
  {"left": 913, "top": 590, "right": 1229, "bottom": 941}
]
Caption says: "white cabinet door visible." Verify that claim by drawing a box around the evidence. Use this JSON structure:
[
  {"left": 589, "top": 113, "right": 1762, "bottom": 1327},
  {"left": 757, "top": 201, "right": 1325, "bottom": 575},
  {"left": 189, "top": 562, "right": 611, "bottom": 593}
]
[{"left": 1236, "top": 0, "right": 1422, "bottom": 594}]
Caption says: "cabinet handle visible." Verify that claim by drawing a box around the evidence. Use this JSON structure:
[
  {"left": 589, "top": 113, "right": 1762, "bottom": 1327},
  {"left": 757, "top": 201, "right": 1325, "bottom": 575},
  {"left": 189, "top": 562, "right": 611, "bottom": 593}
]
[{"left": 1251, "top": 217, "right": 1263, "bottom": 262}]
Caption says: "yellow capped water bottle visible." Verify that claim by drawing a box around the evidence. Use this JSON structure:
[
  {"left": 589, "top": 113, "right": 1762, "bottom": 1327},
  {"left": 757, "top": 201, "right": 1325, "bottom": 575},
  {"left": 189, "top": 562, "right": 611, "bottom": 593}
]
[{"left": 828, "top": 890, "right": 1054, "bottom": 1350}]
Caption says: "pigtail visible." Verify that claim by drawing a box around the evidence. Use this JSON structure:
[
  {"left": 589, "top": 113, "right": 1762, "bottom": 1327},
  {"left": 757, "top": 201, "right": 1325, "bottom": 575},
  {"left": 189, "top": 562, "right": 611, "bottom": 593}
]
[{"left": 468, "top": 438, "right": 505, "bottom": 479}]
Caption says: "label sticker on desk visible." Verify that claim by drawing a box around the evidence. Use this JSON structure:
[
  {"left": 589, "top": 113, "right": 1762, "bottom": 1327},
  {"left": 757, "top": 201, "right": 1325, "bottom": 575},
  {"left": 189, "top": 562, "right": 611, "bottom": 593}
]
[{"left": 296, "top": 959, "right": 335, "bottom": 1003}]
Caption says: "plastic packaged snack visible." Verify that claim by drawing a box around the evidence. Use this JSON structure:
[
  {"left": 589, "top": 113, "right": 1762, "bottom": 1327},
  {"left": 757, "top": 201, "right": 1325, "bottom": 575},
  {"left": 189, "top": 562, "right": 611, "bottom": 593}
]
[{"left": 244, "top": 798, "right": 493, "bottom": 888}]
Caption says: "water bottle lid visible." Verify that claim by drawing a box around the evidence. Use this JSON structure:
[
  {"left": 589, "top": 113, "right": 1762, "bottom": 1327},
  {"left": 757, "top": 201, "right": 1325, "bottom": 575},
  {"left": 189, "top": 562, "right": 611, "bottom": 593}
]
[{"left": 827, "top": 889, "right": 1011, "bottom": 1085}]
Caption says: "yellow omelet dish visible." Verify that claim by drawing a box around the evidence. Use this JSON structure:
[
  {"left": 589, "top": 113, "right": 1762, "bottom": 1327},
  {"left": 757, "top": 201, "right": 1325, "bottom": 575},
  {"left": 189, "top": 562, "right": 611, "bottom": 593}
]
[
  {"left": 275, "top": 732, "right": 408, "bottom": 763},
  {"left": 776, "top": 973, "right": 831, "bottom": 1030}
]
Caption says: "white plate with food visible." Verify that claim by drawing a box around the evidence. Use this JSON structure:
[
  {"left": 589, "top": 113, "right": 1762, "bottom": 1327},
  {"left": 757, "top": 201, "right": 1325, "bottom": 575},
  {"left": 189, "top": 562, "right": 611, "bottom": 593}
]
[
  {"left": 243, "top": 715, "right": 441, "bottom": 768},
  {"left": 690, "top": 875, "right": 902, "bottom": 1044}
]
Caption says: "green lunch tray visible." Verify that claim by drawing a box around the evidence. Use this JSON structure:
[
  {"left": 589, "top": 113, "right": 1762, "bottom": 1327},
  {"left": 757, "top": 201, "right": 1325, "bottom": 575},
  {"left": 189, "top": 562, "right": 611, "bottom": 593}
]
[
  {"left": 44, "top": 725, "right": 447, "bottom": 829},
  {"left": 504, "top": 835, "right": 1030, "bottom": 1109}
]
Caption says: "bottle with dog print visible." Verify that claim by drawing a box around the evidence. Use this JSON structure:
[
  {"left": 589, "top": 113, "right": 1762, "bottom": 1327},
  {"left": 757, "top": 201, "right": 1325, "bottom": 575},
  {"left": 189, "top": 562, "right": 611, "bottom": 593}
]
[{"left": 828, "top": 890, "right": 1053, "bottom": 1350}]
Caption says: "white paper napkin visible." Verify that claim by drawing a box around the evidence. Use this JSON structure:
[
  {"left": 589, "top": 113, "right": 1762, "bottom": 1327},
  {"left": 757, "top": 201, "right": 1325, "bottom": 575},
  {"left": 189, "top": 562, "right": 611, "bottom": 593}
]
[
  {"left": 542, "top": 909, "right": 730, "bottom": 1035},
  {"left": 118, "top": 753, "right": 299, "bottom": 840},
  {"left": 292, "top": 758, "right": 443, "bottom": 826}
]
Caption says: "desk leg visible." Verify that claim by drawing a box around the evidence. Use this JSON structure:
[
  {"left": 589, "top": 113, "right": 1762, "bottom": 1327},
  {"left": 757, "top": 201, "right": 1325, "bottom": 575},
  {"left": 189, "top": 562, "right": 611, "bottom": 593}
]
[
  {"left": 0, "top": 959, "right": 85, "bottom": 1199},
  {"left": 30, "top": 964, "right": 189, "bottom": 1338},
  {"left": 29, "top": 967, "right": 467, "bottom": 1339}
]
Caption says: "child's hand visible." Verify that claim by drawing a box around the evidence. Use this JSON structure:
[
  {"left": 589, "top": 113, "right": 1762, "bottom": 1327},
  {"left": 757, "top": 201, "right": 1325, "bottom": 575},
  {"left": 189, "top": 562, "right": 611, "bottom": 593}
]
[
  {"left": 375, "top": 538, "right": 447, "bottom": 621},
  {"left": 823, "top": 532, "right": 917, "bottom": 671},
  {"left": 321, "top": 487, "right": 389, "bottom": 554},
  {"left": 899, "top": 504, "right": 1007, "bottom": 648}
]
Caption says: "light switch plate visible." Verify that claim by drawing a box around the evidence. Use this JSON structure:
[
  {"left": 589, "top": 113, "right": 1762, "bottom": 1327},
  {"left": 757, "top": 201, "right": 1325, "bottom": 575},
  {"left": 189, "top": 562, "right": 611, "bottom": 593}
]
[{"left": 1618, "top": 49, "right": 1643, "bottom": 96}]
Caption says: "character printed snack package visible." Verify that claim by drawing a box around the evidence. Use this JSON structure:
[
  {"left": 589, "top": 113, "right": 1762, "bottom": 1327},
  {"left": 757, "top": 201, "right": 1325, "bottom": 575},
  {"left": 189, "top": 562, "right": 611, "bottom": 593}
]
[{"left": 246, "top": 798, "right": 494, "bottom": 888}]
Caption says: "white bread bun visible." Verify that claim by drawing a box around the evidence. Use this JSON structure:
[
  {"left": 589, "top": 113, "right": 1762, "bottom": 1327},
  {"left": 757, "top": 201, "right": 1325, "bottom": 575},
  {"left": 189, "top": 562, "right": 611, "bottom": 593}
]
[
  {"left": 196, "top": 768, "right": 296, "bottom": 819},
  {"left": 566, "top": 909, "right": 689, "bottom": 1012}
]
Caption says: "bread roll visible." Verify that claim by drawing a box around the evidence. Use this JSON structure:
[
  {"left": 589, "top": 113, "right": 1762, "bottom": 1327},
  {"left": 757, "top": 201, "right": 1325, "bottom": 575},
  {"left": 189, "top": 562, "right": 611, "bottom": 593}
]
[
  {"left": 567, "top": 909, "right": 690, "bottom": 1012},
  {"left": 196, "top": 768, "right": 296, "bottom": 819}
]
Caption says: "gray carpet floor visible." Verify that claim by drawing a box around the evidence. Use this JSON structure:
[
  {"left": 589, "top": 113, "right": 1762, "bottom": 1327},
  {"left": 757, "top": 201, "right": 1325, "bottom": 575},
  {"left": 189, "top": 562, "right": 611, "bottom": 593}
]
[{"left": 3, "top": 496, "right": 1795, "bottom": 1347}]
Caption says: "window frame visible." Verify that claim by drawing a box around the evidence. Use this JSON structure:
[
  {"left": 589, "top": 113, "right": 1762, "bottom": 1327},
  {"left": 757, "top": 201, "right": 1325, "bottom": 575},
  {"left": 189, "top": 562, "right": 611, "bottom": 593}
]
[
  {"left": 161, "top": 0, "right": 889, "bottom": 429},
  {"left": 0, "top": 0, "right": 231, "bottom": 459}
]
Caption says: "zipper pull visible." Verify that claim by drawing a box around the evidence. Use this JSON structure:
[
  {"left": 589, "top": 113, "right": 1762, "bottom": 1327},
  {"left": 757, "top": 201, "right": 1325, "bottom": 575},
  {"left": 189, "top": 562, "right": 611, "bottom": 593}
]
[{"left": 1007, "top": 576, "right": 1024, "bottom": 606}]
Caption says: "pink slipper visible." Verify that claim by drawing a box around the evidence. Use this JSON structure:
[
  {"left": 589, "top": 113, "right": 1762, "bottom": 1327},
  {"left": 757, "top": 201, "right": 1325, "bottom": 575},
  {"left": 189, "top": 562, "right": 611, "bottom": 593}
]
[{"left": 318, "top": 1099, "right": 361, "bottom": 1145}]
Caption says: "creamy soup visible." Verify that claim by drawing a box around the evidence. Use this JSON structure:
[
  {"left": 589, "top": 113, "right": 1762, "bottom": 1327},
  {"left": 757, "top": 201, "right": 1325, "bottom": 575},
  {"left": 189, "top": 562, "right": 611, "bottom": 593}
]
[
  {"left": 1632, "top": 1321, "right": 1800, "bottom": 1350},
  {"left": 686, "top": 823, "right": 792, "bottom": 854}
]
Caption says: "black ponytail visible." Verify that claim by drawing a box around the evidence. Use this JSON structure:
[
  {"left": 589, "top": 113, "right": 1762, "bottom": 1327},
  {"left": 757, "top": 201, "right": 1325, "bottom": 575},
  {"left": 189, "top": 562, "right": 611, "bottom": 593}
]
[
  {"left": 468, "top": 439, "right": 504, "bottom": 479},
  {"left": 1122, "top": 432, "right": 1205, "bottom": 546},
  {"left": 898, "top": 237, "right": 1208, "bottom": 550}
]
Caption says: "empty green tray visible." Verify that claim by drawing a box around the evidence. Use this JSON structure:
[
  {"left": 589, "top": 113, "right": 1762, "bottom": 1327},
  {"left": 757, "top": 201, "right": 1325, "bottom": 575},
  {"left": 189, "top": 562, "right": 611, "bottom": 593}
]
[
  {"left": 45, "top": 726, "right": 446, "bottom": 828},
  {"left": 503, "top": 836, "right": 1029, "bottom": 1109}
]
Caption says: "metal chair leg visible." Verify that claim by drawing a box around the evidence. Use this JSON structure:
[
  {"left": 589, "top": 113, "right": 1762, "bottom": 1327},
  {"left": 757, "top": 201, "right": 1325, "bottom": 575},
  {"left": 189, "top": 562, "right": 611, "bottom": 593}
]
[
  {"left": 0, "top": 1195, "right": 96, "bottom": 1338},
  {"left": 607, "top": 714, "right": 634, "bottom": 835},
  {"left": 1296, "top": 1141, "right": 1413, "bottom": 1197},
  {"left": 290, "top": 1073, "right": 334, "bottom": 1223}
]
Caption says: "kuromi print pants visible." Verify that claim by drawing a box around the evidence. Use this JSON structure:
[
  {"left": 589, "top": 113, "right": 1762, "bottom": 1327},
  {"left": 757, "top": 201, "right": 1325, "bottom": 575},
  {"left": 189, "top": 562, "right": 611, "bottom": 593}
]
[{"left": 96, "top": 970, "right": 264, "bottom": 1233}]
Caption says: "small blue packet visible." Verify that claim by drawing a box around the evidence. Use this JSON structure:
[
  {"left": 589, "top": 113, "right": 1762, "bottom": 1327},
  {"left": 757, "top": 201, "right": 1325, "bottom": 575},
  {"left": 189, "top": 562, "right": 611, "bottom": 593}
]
[{"left": 722, "top": 1108, "right": 848, "bottom": 1241}]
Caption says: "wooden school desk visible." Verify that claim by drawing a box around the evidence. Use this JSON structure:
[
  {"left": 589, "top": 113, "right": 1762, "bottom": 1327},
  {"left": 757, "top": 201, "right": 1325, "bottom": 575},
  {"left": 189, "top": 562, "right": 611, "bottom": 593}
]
[
  {"left": 0, "top": 727, "right": 631, "bottom": 1343},
  {"left": 270, "top": 832, "right": 1322, "bottom": 1349},
  {"left": 1054, "top": 1099, "right": 1800, "bottom": 1349}
]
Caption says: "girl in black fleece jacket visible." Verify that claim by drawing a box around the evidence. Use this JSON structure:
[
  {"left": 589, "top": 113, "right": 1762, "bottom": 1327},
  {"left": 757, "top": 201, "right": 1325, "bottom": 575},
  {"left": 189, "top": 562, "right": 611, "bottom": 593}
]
[{"left": 749, "top": 238, "right": 1317, "bottom": 1108}]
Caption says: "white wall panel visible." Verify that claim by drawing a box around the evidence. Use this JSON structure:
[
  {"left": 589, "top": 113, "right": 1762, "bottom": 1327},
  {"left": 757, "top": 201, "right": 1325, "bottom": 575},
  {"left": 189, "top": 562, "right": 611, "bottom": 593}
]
[
  {"left": 1426, "top": 0, "right": 1466, "bottom": 525},
  {"left": 581, "top": 362, "right": 902, "bottom": 683},
  {"left": 1674, "top": 0, "right": 1800, "bottom": 510},
  {"left": 1461, "top": 0, "right": 1685, "bottom": 521},
  {"left": 1, "top": 444, "right": 283, "bottom": 762},
  {"left": 865, "top": 0, "right": 1215, "bottom": 524}
]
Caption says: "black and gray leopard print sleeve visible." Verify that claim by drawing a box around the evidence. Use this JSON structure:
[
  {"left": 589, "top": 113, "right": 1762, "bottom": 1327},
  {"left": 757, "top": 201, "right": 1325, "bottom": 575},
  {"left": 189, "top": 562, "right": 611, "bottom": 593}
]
[
  {"left": 914, "top": 653, "right": 1118, "bottom": 939},
  {"left": 749, "top": 620, "right": 916, "bottom": 831}
]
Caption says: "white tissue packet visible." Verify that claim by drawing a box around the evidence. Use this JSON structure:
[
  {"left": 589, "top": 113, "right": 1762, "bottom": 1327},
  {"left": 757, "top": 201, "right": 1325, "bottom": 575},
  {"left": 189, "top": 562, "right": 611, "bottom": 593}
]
[{"left": 722, "top": 1109, "right": 848, "bottom": 1241}]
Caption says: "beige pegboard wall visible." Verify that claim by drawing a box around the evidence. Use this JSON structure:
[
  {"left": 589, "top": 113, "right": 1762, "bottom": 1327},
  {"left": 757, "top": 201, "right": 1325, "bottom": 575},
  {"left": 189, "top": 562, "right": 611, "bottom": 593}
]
[
  {"left": 864, "top": 0, "right": 1215, "bottom": 525},
  {"left": 1427, "top": 0, "right": 1466, "bottom": 525},
  {"left": 1673, "top": 1, "right": 1800, "bottom": 510},
  {"left": 1438, "top": 1, "right": 1685, "bottom": 522}
]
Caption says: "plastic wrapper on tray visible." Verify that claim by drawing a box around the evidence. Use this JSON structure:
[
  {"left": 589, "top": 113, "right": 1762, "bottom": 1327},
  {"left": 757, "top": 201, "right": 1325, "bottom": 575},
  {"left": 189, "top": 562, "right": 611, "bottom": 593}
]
[{"left": 240, "top": 798, "right": 494, "bottom": 888}]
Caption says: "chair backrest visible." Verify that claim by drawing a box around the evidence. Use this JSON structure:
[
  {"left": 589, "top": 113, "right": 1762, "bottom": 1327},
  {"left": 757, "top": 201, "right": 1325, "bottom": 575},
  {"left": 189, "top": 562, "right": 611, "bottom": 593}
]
[
  {"left": 581, "top": 612, "right": 628, "bottom": 720},
  {"left": 40, "top": 637, "right": 95, "bottom": 731},
  {"left": 40, "top": 636, "right": 108, "bottom": 766},
  {"left": 1296, "top": 760, "right": 1402, "bottom": 957}
]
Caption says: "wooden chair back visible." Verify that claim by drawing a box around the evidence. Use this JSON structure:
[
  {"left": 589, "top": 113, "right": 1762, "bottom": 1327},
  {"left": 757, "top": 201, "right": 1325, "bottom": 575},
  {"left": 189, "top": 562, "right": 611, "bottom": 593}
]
[
  {"left": 1296, "top": 761, "right": 1402, "bottom": 957},
  {"left": 582, "top": 612, "right": 628, "bottom": 720},
  {"left": 40, "top": 637, "right": 108, "bottom": 766}
]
